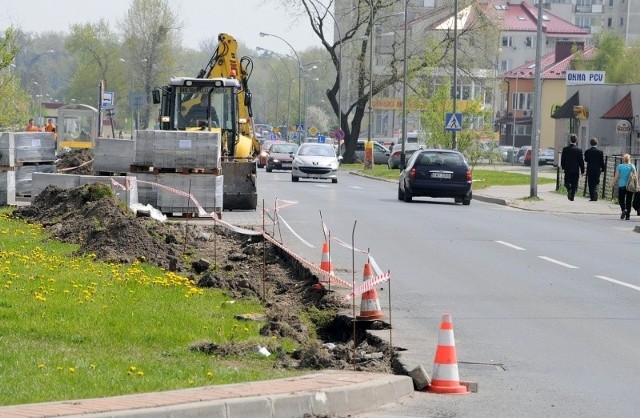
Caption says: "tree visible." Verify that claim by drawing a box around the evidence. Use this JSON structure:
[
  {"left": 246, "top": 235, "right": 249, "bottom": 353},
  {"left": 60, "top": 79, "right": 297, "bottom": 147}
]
[
  {"left": 0, "top": 27, "right": 30, "bottom": 129},
  {"left": 289, "top": 0, "right": 493, "bottom": 162},
  {"left": 65, "top": 21, "right": 122, "bottom": 106},
  {"left": 572, "top": 32, "right": 640, "bottom": 84},
  {"left": 121, "top": 0, "right": 181, "bottom": 129}
]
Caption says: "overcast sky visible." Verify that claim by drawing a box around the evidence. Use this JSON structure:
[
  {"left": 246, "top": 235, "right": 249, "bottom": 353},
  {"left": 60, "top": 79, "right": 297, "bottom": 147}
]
[{"left": 1, "top": 0, "right": 323, "bottom": 54}]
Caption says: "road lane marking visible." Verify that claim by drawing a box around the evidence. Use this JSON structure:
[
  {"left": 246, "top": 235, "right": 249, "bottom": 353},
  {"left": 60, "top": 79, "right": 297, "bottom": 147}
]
[
  {"left": 595, "top": 275, "right": 640, "bottom": 292},
  {"left": 538, "top": 256, "right": 578, "bottom": 269},
  {"left": 495, "top": 240, "right": 526, "bottom": 251}
]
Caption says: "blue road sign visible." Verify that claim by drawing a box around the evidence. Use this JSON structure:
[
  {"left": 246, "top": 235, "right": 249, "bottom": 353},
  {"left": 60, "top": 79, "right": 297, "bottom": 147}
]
[
  {"left": 317, "top": 134, "right": 326, "bottom": 143},
  {"left": 445, "top": 113, "right": 462, "bottom": 131}
]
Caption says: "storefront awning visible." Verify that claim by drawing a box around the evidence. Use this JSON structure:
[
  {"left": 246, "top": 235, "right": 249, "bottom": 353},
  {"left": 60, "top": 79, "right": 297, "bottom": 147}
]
[
  {"left": 551, "top": 92, "right": 579, "bottom": 119},
  {"left": 601, "top": 92, "right": 633, "bottom": 120}
]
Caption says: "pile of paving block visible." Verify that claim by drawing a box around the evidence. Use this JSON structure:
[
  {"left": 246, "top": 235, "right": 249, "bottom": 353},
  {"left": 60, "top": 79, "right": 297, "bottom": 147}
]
[
  {"left": 0, "top": 132, "right": 56, "bottom": 205},
  {"left": 27, "top": 131, "right": 223, "bottom": 216}
]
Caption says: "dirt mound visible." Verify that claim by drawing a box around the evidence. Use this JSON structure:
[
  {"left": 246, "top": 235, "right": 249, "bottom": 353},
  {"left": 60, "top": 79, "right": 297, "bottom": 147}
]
[
  {"left": 12, "top": 183, "right": 398, "bottom": 374},
  {"left": 56, "top": 149, "right": 95, "bottom": 174}
]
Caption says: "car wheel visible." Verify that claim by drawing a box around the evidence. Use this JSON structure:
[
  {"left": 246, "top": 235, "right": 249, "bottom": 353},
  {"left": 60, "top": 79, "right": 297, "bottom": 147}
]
[
  {"left": 403, "top": 186, "right": 412, "bottom": 202},
  {"left": 291, "top": 175, "right": 299, "bottom": 182},
  {"left": 257, "top": 163, "right": 264, "bottom": 168},
  {"left": 397, "top": 185, "right": 404, "bottom": 200},
  {"left": 463, "top": 197, "right": 471, "bottom": 205},
  {"left": 266, "top": 166, "right": 272, "bottom": 173},
  {"left": 455, "top": 197, "right": 462, "bottom": 204},
  {"left": 332, "top": 178, "right": 338, "bottom": 184}
]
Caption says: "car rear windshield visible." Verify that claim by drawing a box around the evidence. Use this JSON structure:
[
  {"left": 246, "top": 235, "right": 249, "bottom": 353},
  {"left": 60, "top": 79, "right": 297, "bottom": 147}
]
[
  {"left": 416, "top": 152, "right": 464, "bottom": 167},
  {"left": 271, "top": 144, "right": 298, "bottom": 153}
]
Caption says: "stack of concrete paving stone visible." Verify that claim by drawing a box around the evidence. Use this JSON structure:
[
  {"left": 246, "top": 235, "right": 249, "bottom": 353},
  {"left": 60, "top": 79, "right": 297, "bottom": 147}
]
[{"left": 0, "top": 132, "right": 56, "bottom": 204}]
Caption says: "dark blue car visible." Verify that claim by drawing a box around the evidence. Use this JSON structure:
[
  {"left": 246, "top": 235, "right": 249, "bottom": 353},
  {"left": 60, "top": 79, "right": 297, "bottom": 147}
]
[{"left": 398, "top": 149, "right": 472, "bottom": 205}]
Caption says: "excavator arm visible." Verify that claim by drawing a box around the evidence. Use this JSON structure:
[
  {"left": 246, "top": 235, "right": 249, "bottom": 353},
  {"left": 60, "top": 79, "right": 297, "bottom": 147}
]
[{"left": 197, "top": 33, "right": 260, "bottom": 157}]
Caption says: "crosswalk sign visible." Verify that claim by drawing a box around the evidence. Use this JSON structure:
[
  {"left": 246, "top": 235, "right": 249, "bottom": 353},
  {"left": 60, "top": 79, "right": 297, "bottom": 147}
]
[{"left": 445, "top": 113, "right": 462, "bottom": 131}]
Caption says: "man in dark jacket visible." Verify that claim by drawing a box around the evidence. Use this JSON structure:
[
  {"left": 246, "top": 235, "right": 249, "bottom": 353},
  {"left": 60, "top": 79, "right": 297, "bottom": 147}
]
[
  {"left": 583, "top": 137, "right": 605, "bottom": 201},
  {"left": 560, "top": 134, "right": 585, "bottom": 201}
]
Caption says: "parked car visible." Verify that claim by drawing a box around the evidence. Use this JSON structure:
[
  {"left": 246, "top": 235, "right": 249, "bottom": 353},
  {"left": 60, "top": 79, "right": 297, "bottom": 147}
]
[
  {"left": 265, "top": 142, "right": 299, "bottom": 172},
  {"left": 388, "top": 143, "right": 423, "bottom": 169},
  {"left": 498, "top": 145, "right": 517, "bottom": 163},
  {"left": 538, "top": 148, "right": 556, "bottom": 166},
  {"left": 523, "top": 148, "right": 532, "bottom": 166},
  {"left": 258, "top": 140, "right": 285, "bottom": 168},
  {"left": 341, "top": 139, "right": 390, "bottom": 165},
  {"left": 292, "top": 143, "right": 341, "bottom": 183},
  {"left": 398, "top": 149, "right": 472, "bottom": 205},
  {"left": 516, "top": 146, "right": 532, "bottom": 165}
]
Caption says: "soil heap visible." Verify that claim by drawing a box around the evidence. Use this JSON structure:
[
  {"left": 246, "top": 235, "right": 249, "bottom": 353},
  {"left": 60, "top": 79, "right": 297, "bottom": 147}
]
[{"left": 12, "top": 182, "right": 397, "bottom": 373}]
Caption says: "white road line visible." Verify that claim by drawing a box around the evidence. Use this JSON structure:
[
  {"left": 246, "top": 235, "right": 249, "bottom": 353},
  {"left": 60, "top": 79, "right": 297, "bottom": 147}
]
[
  {"left": 495, "top": 240, "right": 526, "bottom": 251},
  {"left": 537, "top": 256, "right": 578, "bottom": 269},
  {"left": 595, "top": 275, "right": 640, "bottom": 292}
]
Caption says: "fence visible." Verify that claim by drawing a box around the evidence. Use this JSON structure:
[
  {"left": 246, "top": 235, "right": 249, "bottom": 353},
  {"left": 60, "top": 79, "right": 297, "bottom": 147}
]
[{"left": 557, "top": 154, "right": 640, "bottom": 201}]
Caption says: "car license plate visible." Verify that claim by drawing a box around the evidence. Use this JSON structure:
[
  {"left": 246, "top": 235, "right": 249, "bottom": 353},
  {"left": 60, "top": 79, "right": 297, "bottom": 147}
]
[
  {"left": 282, "top": 163, "right": 292, "bottom": 168},
  {"left": 431, "top": 172, "right": 451, "bottom": 179}
]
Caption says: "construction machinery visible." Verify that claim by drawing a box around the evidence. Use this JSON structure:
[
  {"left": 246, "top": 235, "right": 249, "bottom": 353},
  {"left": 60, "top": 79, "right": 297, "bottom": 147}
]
[{"left": 153, "top": 33, "right": 260, "bottom": 210}]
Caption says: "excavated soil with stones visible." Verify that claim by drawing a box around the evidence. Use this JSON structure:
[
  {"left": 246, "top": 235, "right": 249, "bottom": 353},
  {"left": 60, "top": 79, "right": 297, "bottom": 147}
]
[{"left": 13, "top": 156, "right": 401, "bottom": 374}]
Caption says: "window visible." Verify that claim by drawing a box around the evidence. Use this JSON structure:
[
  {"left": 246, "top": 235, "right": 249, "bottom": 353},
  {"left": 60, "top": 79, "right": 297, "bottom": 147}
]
[
  {"left": 525, "top": 37, "right": 533, "bottom": 47},
  {"left": 500, "top": 60, "right": 509, "bottom": 71},
  {"left": 620, "top": 17, "right": 624, "bottom": 26},
  {"left": 515, "top": 125, "right": 532, "bottom": 135},
  {"left": 608, "top": 0, "right": 613, "bottom": 6},
  {"left": 607, "top": 18, "right": 612, "bottom": 27},
  {"left": 502, "top": 36, "right": 512, "bottom": 47},
  {"left": 512, "top": 92, "right": 533, "bottom": 110}
]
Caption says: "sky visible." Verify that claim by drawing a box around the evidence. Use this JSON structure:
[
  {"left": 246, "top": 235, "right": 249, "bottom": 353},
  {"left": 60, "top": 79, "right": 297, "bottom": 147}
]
[{"left": 1, "top": 0, "right": 323, "bottom": 54}]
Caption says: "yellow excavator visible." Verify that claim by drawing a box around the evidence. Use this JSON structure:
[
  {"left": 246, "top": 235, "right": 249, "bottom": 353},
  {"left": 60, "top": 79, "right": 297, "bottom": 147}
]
[{"left": 153, "top": 33, "right": 260, "bottom": 210}]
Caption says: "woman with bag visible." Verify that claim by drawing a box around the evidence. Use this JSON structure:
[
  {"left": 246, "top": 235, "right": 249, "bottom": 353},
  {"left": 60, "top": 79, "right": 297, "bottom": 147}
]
[{"left": 612, "top": 154, "right": 636, "bottom": 220}]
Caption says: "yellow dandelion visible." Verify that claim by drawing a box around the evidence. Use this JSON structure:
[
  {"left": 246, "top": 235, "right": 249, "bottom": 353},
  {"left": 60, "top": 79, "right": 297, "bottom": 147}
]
[
  {"left": 37, "top": 364, "right": 45, "bottom": 369},
  {"left": 137, "top": 371, "right": 144, "bottom": 377},
  {"left": 129, "top": 365, "right": 137, "bottom": 372},
  {"left": 207, "top": 372, "right": 213, "bottom": 378},
  {"left": 188, "top": 379, "right": 195, "bottom": 386},
  {"left": 68, "top": 367, "right": 75, "bottom": 373},
  {"left": 244, "top": 327, "right": 249, "bottom": 332},
  {"left": 90, "top": 364, "right": 96, "bottom": 370}
]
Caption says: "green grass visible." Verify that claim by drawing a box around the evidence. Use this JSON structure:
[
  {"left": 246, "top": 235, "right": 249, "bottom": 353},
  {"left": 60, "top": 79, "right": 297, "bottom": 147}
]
[
  {"left": 341, "top": 163, "right": 556, "bottom": 189},
  {"left": 0, "top": 209, "right": 303, "bottom": 406}
]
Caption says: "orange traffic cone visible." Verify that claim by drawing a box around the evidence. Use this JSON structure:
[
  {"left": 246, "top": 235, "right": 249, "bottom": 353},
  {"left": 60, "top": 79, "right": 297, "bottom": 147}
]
[
  {"left": 319, "top": 242, "right": 334, "bottom": 276},
  {"left": 427, "top": 313, "right": 467, "bottom": 394},
  {"left": 356, "top": 263, "right": 384, "bottom": 321}
]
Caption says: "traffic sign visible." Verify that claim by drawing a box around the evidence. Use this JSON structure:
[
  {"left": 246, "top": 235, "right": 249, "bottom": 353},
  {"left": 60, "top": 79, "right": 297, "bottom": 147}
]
[
  {"left": 445, "top": 113, "right": 462, "bottom": 131},
  {"left": 270, "top": 133, "right": 278, "bottom": 140},
  {"left": 317, "top": 134, "right": 326, "bottom": 143},
  {"left": 296, "top": 124, "right": 304, "bottom": 132},
  {"left": 102, "top": 91, "right": 115, "bottom": 109},
  {"left": 335, "top": 129, "right": 345, "bottom": 140},
  {"left": 308, "top": 126, "right": 318, "bottom": 136}
]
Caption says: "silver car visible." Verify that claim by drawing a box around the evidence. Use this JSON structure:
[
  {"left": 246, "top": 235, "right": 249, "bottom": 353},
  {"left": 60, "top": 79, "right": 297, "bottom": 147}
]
[
  {"left": 388, "top": 143, "right": 423, "bottom": 169},
  {"left": 292, "top": 143, "right": 341, "bottom": 183}
]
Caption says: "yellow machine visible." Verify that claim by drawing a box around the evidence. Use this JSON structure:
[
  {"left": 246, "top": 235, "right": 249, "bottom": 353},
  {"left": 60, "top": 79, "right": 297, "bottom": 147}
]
[
  {"left": 153, "top": 33, "right": 260, "bottom": 210},
  {"left": 56, "top": 104, "right": 99, "bottom": 149}
]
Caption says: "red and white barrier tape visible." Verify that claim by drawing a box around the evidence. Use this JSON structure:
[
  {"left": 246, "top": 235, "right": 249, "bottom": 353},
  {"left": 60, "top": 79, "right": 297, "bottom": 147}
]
[{"left": 343, "top": 272, "right": 390, "bottom": 301}]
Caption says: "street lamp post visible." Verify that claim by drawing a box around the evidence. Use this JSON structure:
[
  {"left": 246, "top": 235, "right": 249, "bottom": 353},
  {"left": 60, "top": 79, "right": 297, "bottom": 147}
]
[
  {"left": 22, "top": 49, "right": 54, "bottom": 92},
  {"left": 257, "top": 47, "right": 292, "bottom": 138},
  {"left": 259, "top": 32, "right": 301, "bottom": 141},
  {"left": 400, "top": 1, "right": 409, "bottom": 169}
]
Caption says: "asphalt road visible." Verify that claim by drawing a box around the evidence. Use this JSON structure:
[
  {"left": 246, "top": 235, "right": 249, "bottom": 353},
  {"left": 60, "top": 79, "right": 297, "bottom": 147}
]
[{"left": 256, "top": 168, "right": 640, "bottom": 417}]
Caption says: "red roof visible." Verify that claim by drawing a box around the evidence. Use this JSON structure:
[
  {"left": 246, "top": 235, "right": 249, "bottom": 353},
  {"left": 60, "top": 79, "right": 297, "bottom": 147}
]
[
  {"left": 479, "top": 1, "right": 588, "bottom": 36},
  {"left": 502, "top": 46, "right": 596, "bottom": 80},
  {"left": 601, "top": 92, "right": 634, "bottom": 120}
]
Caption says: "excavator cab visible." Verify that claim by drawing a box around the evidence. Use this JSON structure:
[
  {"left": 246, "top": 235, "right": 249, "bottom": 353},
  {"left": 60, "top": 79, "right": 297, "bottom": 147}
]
[{"left": 153, "top": 77, "right": 258, "bottom": 210}]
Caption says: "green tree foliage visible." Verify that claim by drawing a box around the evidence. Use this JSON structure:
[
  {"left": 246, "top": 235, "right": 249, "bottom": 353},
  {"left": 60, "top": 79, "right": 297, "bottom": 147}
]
[
  {"left": 65, "top": 21, "right": 122, "bottom": 105},
  {"left": 121, "top": 0, "right": 181, "bottom": 129},
  {"left": 0, "top": 27, "right": 30, "bottom": 129},
  {"left": 572, "top": 32, "right": 640, "bottom": 84}
]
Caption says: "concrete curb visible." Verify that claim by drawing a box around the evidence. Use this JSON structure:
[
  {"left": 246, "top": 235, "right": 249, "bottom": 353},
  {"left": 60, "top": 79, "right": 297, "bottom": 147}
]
[{"left": 0, "top": 371, "right": 414, "bottom": 418}]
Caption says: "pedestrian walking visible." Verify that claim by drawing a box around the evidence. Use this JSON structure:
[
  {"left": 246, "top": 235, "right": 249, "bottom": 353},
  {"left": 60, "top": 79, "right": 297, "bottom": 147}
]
[
  {"left": 560, "top": 133, "right": 585, "bottom": 201},
  {"left": 612, "top": 154, "right": 636, "bottom": 220},
  {"left": 583, "top": 137, "right": 605, "bottom": 201}
]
